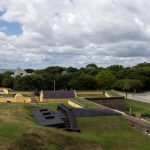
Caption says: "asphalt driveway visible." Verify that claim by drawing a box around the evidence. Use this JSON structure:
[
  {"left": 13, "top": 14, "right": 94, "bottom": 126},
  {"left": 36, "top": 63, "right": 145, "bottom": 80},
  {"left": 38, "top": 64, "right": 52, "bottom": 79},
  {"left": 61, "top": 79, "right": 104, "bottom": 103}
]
[{"left": 117, "top": 91, "right": 150, "bottom": 104}]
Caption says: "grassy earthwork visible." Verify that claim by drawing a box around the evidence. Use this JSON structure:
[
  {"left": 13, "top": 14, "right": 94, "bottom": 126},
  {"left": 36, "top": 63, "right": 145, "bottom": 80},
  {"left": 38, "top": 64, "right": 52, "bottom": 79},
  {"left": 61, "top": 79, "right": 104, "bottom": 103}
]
[
  {"left": 107, "top": 90, "right": 150, "bottom": 116},
  {"left": 76, "top": 90, "right": 105, "bottom": 98},
  {"left": 0, "top": 99, "right": 149, "bottom": 150}
]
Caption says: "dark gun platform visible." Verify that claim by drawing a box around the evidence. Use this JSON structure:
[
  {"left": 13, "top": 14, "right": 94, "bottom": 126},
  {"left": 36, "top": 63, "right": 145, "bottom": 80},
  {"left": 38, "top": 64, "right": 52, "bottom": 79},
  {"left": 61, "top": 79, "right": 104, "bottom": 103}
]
[
  {"left": 32, "top": 104, "right": 121, "bottom": 132},
  {"left": 32, "top": 108, "right": 65, "bottom": 127}
]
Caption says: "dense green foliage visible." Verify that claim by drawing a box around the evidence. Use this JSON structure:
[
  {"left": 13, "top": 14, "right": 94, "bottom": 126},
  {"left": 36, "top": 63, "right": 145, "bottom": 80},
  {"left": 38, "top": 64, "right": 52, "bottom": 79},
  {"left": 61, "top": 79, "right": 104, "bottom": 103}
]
[
  {"left": 0, "top": 62, "right": 150, "bottom": 91},
  {"left": 113, "top": 79, "right": 143, "bottom": 91},
  {"left": 96, "top": 69, "right": 116, "bottom": 90}
]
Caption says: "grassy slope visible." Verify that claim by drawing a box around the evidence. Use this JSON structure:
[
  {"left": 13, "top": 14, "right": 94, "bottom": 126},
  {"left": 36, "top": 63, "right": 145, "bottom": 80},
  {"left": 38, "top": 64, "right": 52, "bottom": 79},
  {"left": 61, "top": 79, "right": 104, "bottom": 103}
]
[
  {"left": 76, "top": 91, "right": 105, "bottom": 98},
  {"left": 107, "top": 90, "right": 150, "bottom": 115},
  {"left": 0, "top": 102, "right": 149, "bottom": 150},
  {"left": 125, "top": 99, "right": 150, "bottom": 115},
  {"left": 107, "top": 90, "right": 121, "bottom": 97},
  {"left": 72, "top": 97, "right": 104, "bottom": 108},
  {"left": 77, "top": 94, "right": 106, "bottom": 98}
]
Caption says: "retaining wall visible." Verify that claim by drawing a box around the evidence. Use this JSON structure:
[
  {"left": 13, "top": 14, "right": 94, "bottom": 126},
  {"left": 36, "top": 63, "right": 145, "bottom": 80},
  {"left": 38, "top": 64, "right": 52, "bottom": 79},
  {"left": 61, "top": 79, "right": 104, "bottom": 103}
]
[
  {"left": 0, "top": 97, "right": 31, "bottom": 103},
  {"left": 86, "top": 97, "right": 125, "bottom": 111},
  {"left": 68, "top": 100, "right": 83, "bottom": 108}
]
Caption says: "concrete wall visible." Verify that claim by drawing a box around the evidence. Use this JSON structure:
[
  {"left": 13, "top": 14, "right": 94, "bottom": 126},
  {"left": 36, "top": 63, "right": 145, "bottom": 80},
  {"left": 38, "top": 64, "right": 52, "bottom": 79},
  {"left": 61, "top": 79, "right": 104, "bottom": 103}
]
[
  {"left": 0, "top": 88, "right": 9, "bottom": 94},
  {"left": 15, "top": 94, "right": 31, "bottom": 103},
  {"left": 40, "top": 91, "right": 44, "bottom": 102},
  {"left": 86, "top": 97, "right": 125, "bottom": 111},
  {"left": 68, "top": 100, "right": 83, "bottom": 108},
  {"left": 105, "top": 92, "right": 111, "bottom": 97},
  {"left": 3, "top": 88, "right": 9, "bottom": 94},
  {"left": 44, "top": 98, "right": 68, "bottom": 102},
  {"left": 0, "top": 97, "right": 31, "bottom": 103},
  {"left": 9, "top": 91, "right": 34, "bottom": 95}
]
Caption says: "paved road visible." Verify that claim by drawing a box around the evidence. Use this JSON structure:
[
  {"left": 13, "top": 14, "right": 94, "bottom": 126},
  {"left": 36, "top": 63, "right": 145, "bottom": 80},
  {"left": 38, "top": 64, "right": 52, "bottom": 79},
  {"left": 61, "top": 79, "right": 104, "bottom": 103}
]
[{"left": 117, "top": 91, "right": 150, "bottom": 104}]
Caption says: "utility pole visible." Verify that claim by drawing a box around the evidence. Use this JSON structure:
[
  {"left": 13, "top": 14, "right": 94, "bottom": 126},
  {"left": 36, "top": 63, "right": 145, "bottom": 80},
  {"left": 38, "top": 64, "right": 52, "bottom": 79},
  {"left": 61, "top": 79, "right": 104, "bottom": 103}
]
[
  {"left": 54, "top": 80, "right": 55, "bottom": 91},
  {"left": 126, "top": 91, "right": 128, "bottom": 100},
  {"left": 129, "top": 108, "right": 132, "bottom": 115}
]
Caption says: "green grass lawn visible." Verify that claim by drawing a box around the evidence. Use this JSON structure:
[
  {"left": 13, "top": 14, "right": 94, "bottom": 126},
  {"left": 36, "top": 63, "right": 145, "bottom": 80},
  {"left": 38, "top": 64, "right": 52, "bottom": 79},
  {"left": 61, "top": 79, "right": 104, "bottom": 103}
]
[
  {"left": 77, "top": 94, "right": 105, "bottom": 98},
  {"left": 0, "top": 102, "right": 150, "bottom": 150},
  {"left": 9, "top": 91, "right": 34, "bottom": 97},
  {"left": 106, "top": 90, "right": 121, "bottom": 97},
  {"left": 125, "top": 99, "right": 150, "bottom": 115},
  {"left": 72, "top": 97, "right": 104, "bottom": 108},
  {"left": 0, "top": 94, "right": 14, "bottom": 98},
  {"left": 107, "top": 90, "right": 150, "bottom": 116}
]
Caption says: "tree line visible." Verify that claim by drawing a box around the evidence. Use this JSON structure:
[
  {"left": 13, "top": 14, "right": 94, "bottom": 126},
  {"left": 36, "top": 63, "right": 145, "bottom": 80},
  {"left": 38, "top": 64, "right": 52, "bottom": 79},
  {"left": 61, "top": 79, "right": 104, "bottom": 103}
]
[{"left": 0, "top": 62, "right": 150, "bottom": 92}]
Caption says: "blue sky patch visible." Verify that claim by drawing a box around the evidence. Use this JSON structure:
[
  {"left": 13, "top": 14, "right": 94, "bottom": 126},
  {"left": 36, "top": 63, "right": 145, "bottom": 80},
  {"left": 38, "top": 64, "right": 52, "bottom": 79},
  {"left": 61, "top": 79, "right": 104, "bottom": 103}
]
[
  {"left": 0, "top": 20, "right": 22, "bottom": 35},
  {"left": 0, "top": 8, "right": 6, "bottom": 16}
]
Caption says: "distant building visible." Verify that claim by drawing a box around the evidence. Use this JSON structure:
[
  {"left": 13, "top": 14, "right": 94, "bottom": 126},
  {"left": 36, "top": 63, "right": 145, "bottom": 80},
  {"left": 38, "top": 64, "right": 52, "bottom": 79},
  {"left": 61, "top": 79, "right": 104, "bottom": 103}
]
[
  {"left": 11, "top": 68, "right": 31, "bottom": 78},
  {"left": 61, "top": 71, "right": 68, "bottom": 75}
]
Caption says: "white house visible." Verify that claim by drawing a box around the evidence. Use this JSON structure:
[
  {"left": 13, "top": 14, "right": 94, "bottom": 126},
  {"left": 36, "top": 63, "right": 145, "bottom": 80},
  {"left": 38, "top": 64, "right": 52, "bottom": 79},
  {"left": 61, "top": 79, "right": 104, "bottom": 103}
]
[{"left": 11, "top": 68, "right": 31, "bottom": 78}]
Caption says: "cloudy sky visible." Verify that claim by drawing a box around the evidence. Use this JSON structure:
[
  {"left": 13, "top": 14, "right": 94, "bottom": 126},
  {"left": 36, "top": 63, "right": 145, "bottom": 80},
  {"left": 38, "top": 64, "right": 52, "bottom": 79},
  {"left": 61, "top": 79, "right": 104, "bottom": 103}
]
[{"left": 0, "top": 0, "right": 150, "bottom": 69}]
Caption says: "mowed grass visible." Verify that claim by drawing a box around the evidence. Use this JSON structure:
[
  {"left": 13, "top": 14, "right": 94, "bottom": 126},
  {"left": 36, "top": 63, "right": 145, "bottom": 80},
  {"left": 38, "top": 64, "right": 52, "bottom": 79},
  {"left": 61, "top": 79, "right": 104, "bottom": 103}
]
[
  {"left": 106, "top": 90, "right": 121, "bottom": 97},
  {"left": 72, "top": 97, "right": 104, "bottom": 108},
  {"left": 77, "top": 94, "right": 106, "bottom": 98},
  {"left": 107, "top": 90, "right": 150, "bottom": 115},
  {"left": 0, "top": 102, "right": 149, "bottom": 150},
  {"left": 76, "top": 91, "right": 105, "bottom": 98},
  {"left": 125, "top": 99, "right": 150, "bottom": 115},
  {"left": 0, "top": 94, "right": 14, "bottom": 98}
]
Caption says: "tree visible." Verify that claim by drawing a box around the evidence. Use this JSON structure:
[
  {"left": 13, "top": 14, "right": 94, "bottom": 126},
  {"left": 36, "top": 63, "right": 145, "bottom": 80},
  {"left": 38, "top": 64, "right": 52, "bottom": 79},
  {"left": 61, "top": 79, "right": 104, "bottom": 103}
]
[
  {"left": 25, "top": 69, "right": 34, "bottom": 73},
  {"left": 85, "top": 64, "right": 99, "bottom": 75},
  {"left": 113, "top": 79, "right": 143, "bottom": 91},
  {"left": 13, "top": 75, "right": 45, "bottom": 90},
  {"left": 2, "top": 77, "right": 14, "bottom": 88},
  {"left": 107, "top": 65, "right": 123, "bottom": 77},
  {"left": 2, "top": 71, "right": 13, "bottom": 78},
  {"left": 86, "top": 64, "right": 98, "bottom": 70},
  {"left": 69, "top": 74, "right": 97, "bottom": 90},
  {"left": 40, "top": 73, "right": 55, "bottom": 90},
  {"left": 116, "top": 68, "right": 132, "bottom": 79},
  {"left": 0, "top": 74, "right": 3, "bottom": 86},
  {"left": 134, "top": 62, "right": 150, "bottom": 68},
  {"left": 67, "top": 67, "right": 78, "bottom": 73},
  {"left": 96, "top": 69, "right": 116, "bottom": 90},
  {"left": 113, "top": 79, "right": 143, "bottom": 100},
  {"left": 30, "top": 74, "right": 45, "bottom": 89},
  {"left": 44, "top": 66, "right": 64, "bottom": 74},
  {"left": 13, "top": 76, "right": 32, "bottom": 90},
  {"left": 107, "top": 65, "right": 123, "bottom": 72}
]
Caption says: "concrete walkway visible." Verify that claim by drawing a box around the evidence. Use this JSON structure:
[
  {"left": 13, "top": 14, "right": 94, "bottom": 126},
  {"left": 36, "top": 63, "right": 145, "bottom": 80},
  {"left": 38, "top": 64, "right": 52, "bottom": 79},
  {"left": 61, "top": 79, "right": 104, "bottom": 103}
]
[{"left": 117, "top": 91, "right": 150, "bottom": 104}]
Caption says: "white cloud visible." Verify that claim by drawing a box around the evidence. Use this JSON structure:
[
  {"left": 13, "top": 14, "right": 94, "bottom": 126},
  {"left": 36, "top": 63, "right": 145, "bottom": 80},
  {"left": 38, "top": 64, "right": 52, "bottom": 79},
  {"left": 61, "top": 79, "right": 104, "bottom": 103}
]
[
  {"left": 52, "top": 24, "right": 60, "bottom": 31},
  {"left": 0, "top": 0, "right": 150, "bottom": 69},
  {"left": 67, "top": 13, "right": 75, "bottom": 24}
]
